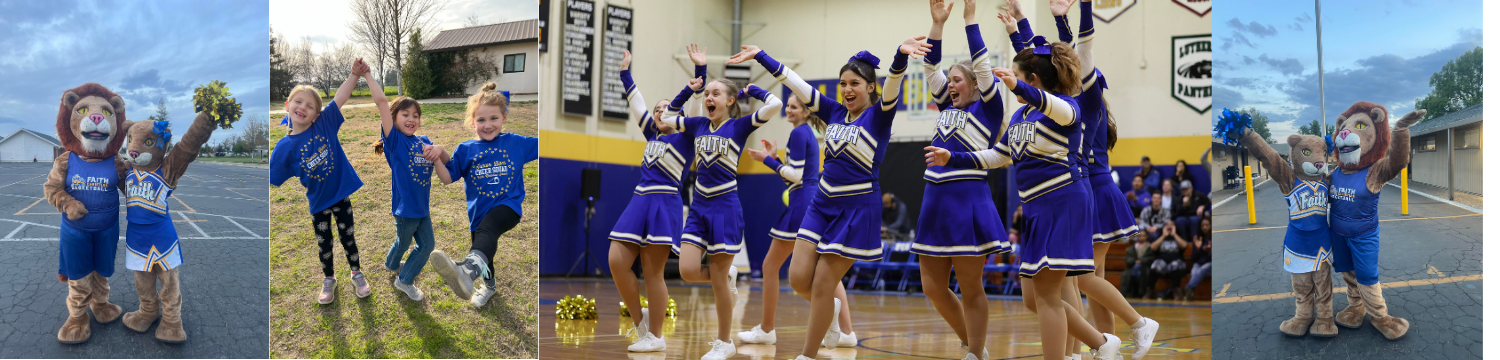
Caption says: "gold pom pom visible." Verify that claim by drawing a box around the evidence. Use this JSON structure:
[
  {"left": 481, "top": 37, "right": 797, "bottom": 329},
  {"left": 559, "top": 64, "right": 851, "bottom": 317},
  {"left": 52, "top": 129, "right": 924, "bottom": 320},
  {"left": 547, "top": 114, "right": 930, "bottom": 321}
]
[{"left": 555, "top": 295, "right": 599, "bottom": 320}]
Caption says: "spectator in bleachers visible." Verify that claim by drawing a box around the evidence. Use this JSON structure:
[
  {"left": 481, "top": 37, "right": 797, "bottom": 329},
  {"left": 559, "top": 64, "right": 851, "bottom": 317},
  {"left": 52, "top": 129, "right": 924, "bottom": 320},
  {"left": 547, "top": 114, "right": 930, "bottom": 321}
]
[
  {"left": 1139, "top": 156, "right": 1162, "bottom": 192},
  {"left": 1159, "top": 180, "right": 1178, "bottom": 213},
  {"left": 1139, "top": 191, "right": 1169, "bottom": 239},
  {"left": 1170, "top": 160, "right": 1193, "bottom": 190},
  {"left": 1121, "top": 232, "right": 1156, "bottom": 298},
  {"left": 1149, "top": 221, "right": 1190, "bottom": 300},
  {"left": 1174, "top": 180, "right": 1210, "bottom": 240},
  {"left": 1185, "top": 217, "right": 1212, "bottom": 300},
  {"left": 1127, "top": 174, "right": 1151, "bottom": 216},
  {"left": 881, "top": 192, "right": 912, "bottom": 242}
]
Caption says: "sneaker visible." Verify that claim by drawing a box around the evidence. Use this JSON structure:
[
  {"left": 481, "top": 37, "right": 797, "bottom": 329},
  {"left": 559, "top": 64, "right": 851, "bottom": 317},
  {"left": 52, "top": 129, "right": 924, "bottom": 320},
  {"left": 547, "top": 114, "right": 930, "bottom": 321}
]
[
  {"left": 385, "top": 260, "right": 406, "bottom": 272},
  {"left": 821, "top": 298, "right": 842, "bottom": 348},
  {"left": 960, "top": 345, "right": 989, "bottom": 360},
  {"left": 637, "top": 308, "right": 650, "bottom": 337},
  {"left": 1130, "top": 318, "right": 1160, "bottom": 359},
  {"left": 317, "top": 277, "right": 336, "bottom": 304},
  {"left": 727, "top": 266, "right": 739, "bottom": 296},
  {"left": 393, "top": 278, "right": 423, "bottom": 301},
  {"left": 963, "top": 353, "right": 982, "bottom": 360},
  {"left": 471, "top": 281, "right": 496, "bottom": 308},
  {"left": 737, "top": 324, "right": 776, "bottom": 344},
  {"left": 700, "top": 339, "right": 735, "bottom": 360},
  {"left": 1090, "top": 333, "right": 1122, "bottom": 360},
  {"left": 351, "top": 271, "right": 372, "bottom": 298},
  {"left": 795, "top": 356, "right": 815, "bottom": 360},
  {"left": 430, "top": 250, "right": 475, "bottom": 299},
  {"left": 628, "top": 330, "right": 666, "bottom": 352},
  {"left": 837, "top": 331, "right": 857, "bottom": 347}
]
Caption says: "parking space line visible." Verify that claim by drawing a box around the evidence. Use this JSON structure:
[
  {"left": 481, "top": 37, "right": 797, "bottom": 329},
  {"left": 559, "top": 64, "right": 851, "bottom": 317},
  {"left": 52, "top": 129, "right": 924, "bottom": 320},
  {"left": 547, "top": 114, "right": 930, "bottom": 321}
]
[
  {"left": 222, "top": 215, "right": 261, "bottom": 238},
  {"left": 172, "top": 195, "right": 197, "bottom": 213},
  {"left": 4, "top": 224, "right": 25, "bottom": 239},
  {"left": 1212, "top": 274, "right": 1482, "bottom": 304},
  {"left": 0, "top": 175, "right": 43, "bottom": 189},
  {"left": 14, "top": 198, "right": 47, "bottom": 215},
  {"left": 178, "top": 212, "right": 209, "bottom": 237}
]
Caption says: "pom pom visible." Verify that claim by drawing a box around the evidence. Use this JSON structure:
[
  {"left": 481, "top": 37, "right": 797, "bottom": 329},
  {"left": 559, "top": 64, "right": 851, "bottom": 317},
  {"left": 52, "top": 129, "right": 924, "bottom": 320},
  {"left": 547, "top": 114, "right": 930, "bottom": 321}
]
[
  {"left": 619, "top": 296, "right": 678, "bottom": 318},
  {"left": 555, "top": 295, "right": 598, "bottom": 320},
  {"left": 1212, "top": 108, "right": 1253, "bottom": 146},
  {"left": 1324, "top": 135, "right": 1335, "bottom": 156},
  {"left": 193, "top": 80, "right": 243, "bottom": 130}
]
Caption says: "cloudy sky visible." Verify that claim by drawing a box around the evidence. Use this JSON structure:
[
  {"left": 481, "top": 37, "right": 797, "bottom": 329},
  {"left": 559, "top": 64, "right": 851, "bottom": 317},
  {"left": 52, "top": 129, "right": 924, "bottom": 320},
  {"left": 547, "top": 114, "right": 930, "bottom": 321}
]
[
  {"left": 1214, "top": 0, "right": 1482, "bottom": 140},
  {"left": 271, "top": 0, "right": 537, "bottom": 55},
  {"left": 0, "top": 0, "right": 269, "bottom": 146}
]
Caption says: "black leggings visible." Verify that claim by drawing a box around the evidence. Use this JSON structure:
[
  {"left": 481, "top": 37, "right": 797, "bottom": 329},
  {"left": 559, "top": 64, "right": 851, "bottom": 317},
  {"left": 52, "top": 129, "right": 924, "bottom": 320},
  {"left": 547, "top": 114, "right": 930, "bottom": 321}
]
[
  {"left": 312, "top": 198, "right": 361, "bottom": 277},
  {"left": 471, "top": 206, "right": 521, "bottom": 277}
]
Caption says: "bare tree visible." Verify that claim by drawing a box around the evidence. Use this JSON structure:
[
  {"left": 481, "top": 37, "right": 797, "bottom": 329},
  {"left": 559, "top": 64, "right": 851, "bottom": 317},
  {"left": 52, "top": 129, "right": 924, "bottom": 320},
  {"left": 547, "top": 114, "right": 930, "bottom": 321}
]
[
  {"left": 348, "top": 0, "right": 449, "bottom": 96},
  {"left": 314, "top": 42, "right": 361, "bottom": 95}
]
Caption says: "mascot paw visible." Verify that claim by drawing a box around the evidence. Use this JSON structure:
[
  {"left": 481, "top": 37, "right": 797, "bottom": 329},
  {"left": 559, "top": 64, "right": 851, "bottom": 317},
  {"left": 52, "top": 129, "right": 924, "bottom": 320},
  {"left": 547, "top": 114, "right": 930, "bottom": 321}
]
[
  {"left": 1279, "top": 316, "right": 1313, "bottom": 337},
  {"left": 123, "top": 309, "right": 159, "bottom": 333},
  {"left": 155, "top": 319, "right": 187, "bottom": 343},
  {"left": 1396, "top": 110, "right": 1425, "bottom": 129},
  {"left": 1310, "top": 317, "right": 1338, "bottom": 337},
  {"left": 1335, "top": 305, "right": 1366, "bottom": 329},
  {"left": 1372, "top": 316, "right": 1409, "bottom": 341},
  {"left": 90, "top": 302, "right": 122, "bottom": 324},
  {"left": 62, "top": 200, "right": 89, "bottom": 221},
  {"left": 56, "top": 274, "right": 67, "bottom": 283},
  {"left": 56, "top": 314, "right": 91, "bottom": 344}
]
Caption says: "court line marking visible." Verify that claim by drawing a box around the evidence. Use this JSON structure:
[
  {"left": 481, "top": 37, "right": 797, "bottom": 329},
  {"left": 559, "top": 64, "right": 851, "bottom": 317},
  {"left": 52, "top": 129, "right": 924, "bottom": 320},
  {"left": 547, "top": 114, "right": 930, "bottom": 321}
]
[
  {"left": 1212, "top": 274, "right": 1481, "bottom": 304},
  {"left": 1211, "top": 213, "right": 1481, "bottom": 233}
]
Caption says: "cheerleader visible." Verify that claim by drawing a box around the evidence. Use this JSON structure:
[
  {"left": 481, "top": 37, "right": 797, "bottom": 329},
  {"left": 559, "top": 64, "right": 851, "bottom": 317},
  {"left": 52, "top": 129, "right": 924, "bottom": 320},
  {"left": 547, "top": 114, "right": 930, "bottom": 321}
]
[
  {"left": 728, "top": 35, "right": 930, "bottom": 359},
  {"left": 739, "top": 88, "right": 860, "bottom": 347},
  {"left": 913, "top": 1, "right": 1010, "bottom": 359},
  {"left": 659, "top": 44, "right": 783, "bottom": 360},
  {"left": 925, "top": 32, "right": 1121, "bottom": 360},
  {"left": 607, "top": 48, "right": 704, "bottom": 353}
]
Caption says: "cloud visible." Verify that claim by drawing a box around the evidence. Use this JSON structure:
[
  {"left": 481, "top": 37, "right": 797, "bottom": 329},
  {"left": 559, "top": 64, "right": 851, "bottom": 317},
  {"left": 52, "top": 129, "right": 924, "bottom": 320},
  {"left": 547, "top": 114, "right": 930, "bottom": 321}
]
[
  {"left": 1281, "top": 35, "right": 1480, "bottom": 123},
  {"left": 1267, "top": 120, "right": 1298, "bottom": 140},
  {"left": 1228, "top": 18, "right": 1279, "bottom": 38},
  {"left": 1216, "top": 88, "right": 1245, "bottom": 112},
  {"left": 1257, "top": 54, "right": 1305, "bottom": 75},
  {"left": 1287, "top": 22, "right": 1304, "bottom": 32}
]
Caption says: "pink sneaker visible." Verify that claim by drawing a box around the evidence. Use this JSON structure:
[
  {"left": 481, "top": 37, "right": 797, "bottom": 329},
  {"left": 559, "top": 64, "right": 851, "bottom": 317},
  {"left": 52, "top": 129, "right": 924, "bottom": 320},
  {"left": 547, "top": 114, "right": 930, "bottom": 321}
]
[
  {"left": 351, "top": 271, "right": 372, "bottom": 298},
  {"left": 317, "top": 277, "right": 336, "bottom": 304}
]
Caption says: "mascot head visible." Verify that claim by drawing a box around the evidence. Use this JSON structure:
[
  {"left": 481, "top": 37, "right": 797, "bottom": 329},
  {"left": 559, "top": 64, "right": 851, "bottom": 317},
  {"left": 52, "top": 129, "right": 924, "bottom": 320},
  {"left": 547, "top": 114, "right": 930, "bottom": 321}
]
[
  {"left": 122, "top": 120, "right": 171, "bottom": 171},
  {"left": 57, "top": 83, "right": 128, "bottom": 159},
  {"left": 1286, "top": 134, "right": 1330, "bottom": 179},
  {"left": 1333, "top": 101, "right": 1390, "bottom": 171}
]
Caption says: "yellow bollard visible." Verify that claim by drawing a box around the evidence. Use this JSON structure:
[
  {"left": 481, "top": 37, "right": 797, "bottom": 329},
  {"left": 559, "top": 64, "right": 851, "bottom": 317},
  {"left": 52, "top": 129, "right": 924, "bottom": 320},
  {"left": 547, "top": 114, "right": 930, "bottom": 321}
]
[
  {"left": 1244, "top": 165, "right": 1256, "bottom": 225},
  {"left": 1401, "top": 167, "right": 1409, "bottom": 215}
]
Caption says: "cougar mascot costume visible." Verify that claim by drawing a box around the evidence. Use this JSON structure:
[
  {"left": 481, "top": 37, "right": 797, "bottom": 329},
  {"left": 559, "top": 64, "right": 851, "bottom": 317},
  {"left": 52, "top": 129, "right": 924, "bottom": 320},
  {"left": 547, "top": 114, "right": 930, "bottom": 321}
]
[
  {"left": 1328, "top": 102, "right": 1422, "bottom": 340},
  {"left": 115, "top": 110, "right": 219, "bottom": 343},
  {"left": 44, "top": 83, "right": 130, "bottom": 344}
]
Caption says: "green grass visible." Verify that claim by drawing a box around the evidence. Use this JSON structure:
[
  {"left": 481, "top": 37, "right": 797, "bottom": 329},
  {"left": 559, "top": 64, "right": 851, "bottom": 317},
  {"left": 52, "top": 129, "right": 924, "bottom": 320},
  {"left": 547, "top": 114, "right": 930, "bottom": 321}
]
[
  {"left": 197, "top": 156, "right": 267, "bottom": 164},
  {"left": 268, "top": 103, "right": 539, "bottom": 358}
]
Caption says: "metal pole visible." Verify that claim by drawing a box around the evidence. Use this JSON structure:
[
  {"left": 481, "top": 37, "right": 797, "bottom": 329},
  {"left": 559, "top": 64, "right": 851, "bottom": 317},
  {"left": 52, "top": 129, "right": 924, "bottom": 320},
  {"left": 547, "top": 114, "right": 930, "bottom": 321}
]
[
  {"left": 1316, "top": 0, "right": 1325, "bottom": 136},
  {"left": 1448, "top": 128, "right": 1455, "bottom": 200},
  {"left": 732, "top": 0, "right": 742, "bottom": 52}
]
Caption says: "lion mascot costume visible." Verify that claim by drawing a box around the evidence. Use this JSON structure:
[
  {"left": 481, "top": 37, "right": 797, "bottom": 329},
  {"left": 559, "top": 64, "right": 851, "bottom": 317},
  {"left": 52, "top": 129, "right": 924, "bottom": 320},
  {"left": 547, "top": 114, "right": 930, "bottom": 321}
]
[
  {"left": 115, "top": 110, "right": 219, "bottom": 343},
  {"left": 1328, "top": 102, "right": 1422, "bottom": 340},
  {"left": 43, "top": 83, "right": 131, "bottom": 344},
  {"left": 1217, "top": 109, "right": 1338, "bottom": 338}
]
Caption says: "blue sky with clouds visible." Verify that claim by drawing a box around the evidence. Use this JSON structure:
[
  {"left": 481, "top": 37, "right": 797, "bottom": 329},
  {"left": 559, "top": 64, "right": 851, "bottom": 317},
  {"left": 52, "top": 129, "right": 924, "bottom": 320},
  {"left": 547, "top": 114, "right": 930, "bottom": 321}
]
[
  {"left": 1214, "top": 0, "right": 1482, "bottom": 139},
  {"left": 0, "top": 0, "right": 269, "bottom": 147}
]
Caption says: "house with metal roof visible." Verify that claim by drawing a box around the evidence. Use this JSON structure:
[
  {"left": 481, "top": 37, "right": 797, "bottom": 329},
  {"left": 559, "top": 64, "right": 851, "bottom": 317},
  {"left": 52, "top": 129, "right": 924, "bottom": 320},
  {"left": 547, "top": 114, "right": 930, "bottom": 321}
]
[
  {"left": 0, "top": 128, "right": 64, "bottom": 162},
  {"left": 1407, "top": 103, "right": 1482, "bottom": 197},
  {"left": 422, "top": 19, "right": 539, "bottom": 97}
]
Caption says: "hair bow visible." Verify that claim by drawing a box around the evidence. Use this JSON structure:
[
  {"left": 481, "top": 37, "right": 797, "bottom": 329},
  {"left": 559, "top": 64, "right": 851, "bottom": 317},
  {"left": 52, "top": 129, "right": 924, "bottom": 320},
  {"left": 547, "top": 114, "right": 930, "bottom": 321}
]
[
  {"left": 279, "top": 115, "right": 290, "bottom": 128},
  {"left": 1031, "top": 36, "right": 1053, "bottom": 55},
  {"left": 151, "top": 120, "right": 172, "bottom": 149},
  {"left": 501, "top": 90, "right": 511, "bottom": 106},
  {"left": 848, "top": 51, "right": 881, "bottom": 70}
]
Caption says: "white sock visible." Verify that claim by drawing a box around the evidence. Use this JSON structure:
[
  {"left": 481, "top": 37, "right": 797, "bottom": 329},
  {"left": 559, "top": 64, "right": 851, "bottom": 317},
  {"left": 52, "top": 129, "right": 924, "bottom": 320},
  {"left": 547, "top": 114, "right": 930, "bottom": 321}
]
[{"left": 1132, "top": 318, "right": 1147, "bottom": 329}]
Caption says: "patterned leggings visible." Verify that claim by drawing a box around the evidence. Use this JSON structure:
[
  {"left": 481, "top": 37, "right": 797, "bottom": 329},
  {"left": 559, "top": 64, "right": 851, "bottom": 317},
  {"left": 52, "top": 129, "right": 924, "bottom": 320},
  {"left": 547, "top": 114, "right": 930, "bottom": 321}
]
[{"left": 313, "top": 198, "right": 361, "bottom": 277}]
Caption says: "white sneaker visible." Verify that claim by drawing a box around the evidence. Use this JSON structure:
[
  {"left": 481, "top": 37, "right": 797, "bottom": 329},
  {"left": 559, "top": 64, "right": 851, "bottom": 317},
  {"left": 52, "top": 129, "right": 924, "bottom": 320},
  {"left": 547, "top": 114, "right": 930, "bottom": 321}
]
[
  {"left": 821, "top": 298, "right": 842, "bottom": 348},
  {"left": 470, "top": 283, "right": 496, "bottom": 308},
  {"left": 963, "top": 352, "right": 982, "bottom": 360},
  {"left": 737, "top": 324, "right": 777, "bottom": 344},
  {"left": 795, "top": 356, "right": 815, "bottom": 360},
  {"left": 637, "top": 308, "right": 650, "bottom": 337},
  {"left": 727, "top": 266, "right": 739, "bottom": 296},
  {"left": 700, "top": 339, "right": 736, "bottom": 360},
  {"left": 628, "top": 330, "right": 666, "bottom": 352},
  {"left": 393, "top": 278, "right": 423, "bottom": 301},
  {"left": 837, "top": 331, "right": 857, "bottom": 347},
  {"left": 1130, "top": 318, "right": 1160, "bottom": 359},
  {"left": 1090, "top": 333, "right": 1122, "bottom": 360}
]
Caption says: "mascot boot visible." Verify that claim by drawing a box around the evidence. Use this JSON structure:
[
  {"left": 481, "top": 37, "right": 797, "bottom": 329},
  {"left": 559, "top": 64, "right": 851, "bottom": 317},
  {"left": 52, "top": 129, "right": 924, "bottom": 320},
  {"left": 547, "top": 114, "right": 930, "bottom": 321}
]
[
  {"left": 57, "top": 278, "right": 92, "bottom": 344},
  {"left": 1278, "top": 271, "right": 1315, "bottom": 336},
  {"left": 155, "top": 268, "right": 187, "bottom": 343},
  {"left": 1309, "top": 266, "right": 1338, "bottom": 337},
  {"left": 1361, "top": 282, "right": 1409, "bottom": 340},
  {"left": 85, "top": 272, "right": 122, "bottom": 324},
  {"left": 1335, "top": 271, "right": 1366, "bottom": 328},
  {"left": 123, "top": 270, "right": 160, "bottom": 332}
]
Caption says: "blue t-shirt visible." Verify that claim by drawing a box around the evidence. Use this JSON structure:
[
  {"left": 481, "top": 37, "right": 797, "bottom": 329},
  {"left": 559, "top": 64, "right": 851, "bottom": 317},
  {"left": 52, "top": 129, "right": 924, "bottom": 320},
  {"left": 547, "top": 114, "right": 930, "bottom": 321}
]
[
  {"left": 269, "top": 101, "right": 365, "bottom": 213},
  {"left": 384, "top": 129, "right": 435, "bottom": 218},
  {"left": 445, "top": 133, "right": 539, "bottom": 231}
]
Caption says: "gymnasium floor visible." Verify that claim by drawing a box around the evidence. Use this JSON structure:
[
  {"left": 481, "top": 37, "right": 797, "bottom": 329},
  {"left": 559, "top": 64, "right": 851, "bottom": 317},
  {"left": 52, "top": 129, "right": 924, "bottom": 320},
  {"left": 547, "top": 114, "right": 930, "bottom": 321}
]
[
  {"left": 541, "top": 278, "right": 1212, "bottom": 359},
  {"left": 1212, "top": 180, "right": 1482, "bottom": 358}
]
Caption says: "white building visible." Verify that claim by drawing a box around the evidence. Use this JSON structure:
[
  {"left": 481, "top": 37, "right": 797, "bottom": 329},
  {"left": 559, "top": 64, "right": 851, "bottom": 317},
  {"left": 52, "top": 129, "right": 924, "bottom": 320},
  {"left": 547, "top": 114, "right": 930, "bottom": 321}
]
[
  {"left": 0, "top": 128, "right": 62, "bottom": 162},
  {"left": 423, "top": 19, "right": 540, "bottom": 96}
]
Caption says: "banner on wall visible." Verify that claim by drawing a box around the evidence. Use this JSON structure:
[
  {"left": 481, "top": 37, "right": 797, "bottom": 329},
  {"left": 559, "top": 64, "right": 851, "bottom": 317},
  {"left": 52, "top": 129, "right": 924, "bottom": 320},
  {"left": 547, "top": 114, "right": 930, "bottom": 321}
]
[
  {"left": 539, "top": 0, "right": 549, "bottom": 52},
  {"left": 1092, "top": 0, "right": 1137, "bottom": 23},
  {"left": 1171, "top": 34, "right": 1212, "bottom": 114},
  {"left": 561, "top": 0, "right": 595, "bottom": 116},
  {"left": 599, "top": 5, "right": 633, "bottom": 120},
  {"left": 1172, "top": 0, "right": 1211, "bottom": 17}
]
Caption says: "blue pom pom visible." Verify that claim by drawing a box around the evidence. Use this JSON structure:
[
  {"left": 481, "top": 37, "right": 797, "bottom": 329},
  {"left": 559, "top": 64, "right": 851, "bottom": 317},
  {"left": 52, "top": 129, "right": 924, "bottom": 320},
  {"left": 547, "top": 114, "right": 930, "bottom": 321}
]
[
  {"left": 1324, "top": 135, "right": 1335, "bottom": 155},
  {"left": 1212, "top": 108, "right": 1253, "bottom": 146}
]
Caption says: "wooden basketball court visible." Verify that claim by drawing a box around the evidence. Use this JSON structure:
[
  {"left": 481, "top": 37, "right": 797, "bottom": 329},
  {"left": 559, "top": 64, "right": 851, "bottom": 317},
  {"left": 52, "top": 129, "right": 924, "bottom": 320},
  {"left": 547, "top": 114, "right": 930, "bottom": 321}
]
[{"left": 541, "top": 278, "right": 1211, "bottom": 359}]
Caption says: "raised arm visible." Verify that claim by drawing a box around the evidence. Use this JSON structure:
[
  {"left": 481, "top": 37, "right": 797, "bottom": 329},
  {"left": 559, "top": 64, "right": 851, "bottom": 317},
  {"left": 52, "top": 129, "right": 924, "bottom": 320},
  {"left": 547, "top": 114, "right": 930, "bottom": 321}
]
[
  {"left": 675, "top": 45, "right": 710, "bottom": 118},
  {"left": 333, "top": 58, "right": 367, "bottom": 109},
  {"left": 729, "top": 46, "right": 838, "bottom": 121},
  {"left": 161, "top": 112, "right": 218, "bottom": 185},
  {"left": 1238, "top": 129, "right": 1296, "bottom": 194},
  {"left": 1370, "top": 109, "right": 1424, "bottom": 188},
  {"left": 1077, "top": 0, "right": 1097, "bottom": 87},
  {"left": 1005, "top": 71, "right": 1076, "bottom": 125},
  {"left": 925, "top": 0, "right": 953, "bottom": 109},
  {"left": 884, "top": 38, "right": 929, "bottom": 113},
  {"left": 1002, "top": 0, "right": 1035, "bottom": 53},
  {"left": 736, "top": 84, "right": 781, "bottom": 134},
  {"left": 366, "top": 62, "right": 391, "bottom": 136},
  {"left": 1051, "top": 0, "right": 1076, "bottom": 44}
]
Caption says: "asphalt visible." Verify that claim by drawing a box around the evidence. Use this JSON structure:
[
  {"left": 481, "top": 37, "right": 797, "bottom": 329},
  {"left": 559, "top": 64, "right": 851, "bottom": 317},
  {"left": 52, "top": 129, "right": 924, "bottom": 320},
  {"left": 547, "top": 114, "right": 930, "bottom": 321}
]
[
  {"left": 1210, "top": 176, "right": 1482, "bottom": 359},
  {"left": 0, "top": 161, "right": 269, "bottom": 358}
]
